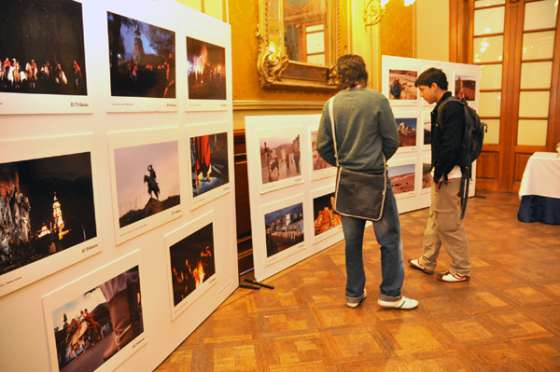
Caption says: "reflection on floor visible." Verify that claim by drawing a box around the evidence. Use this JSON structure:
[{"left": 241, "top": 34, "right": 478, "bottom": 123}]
[{"left": 157, "top": 191, "right": 560, "bottom": 371}]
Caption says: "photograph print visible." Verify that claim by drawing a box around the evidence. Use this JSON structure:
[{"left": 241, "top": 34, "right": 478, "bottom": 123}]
[
  {"left": 455, "top": 75, "right": 476, "bottom": 101},
  {"left": 395, "top": 117, "right": 417, "bottom": 147},
  {"left": 422, "top": 162, "right": 433, "bottom": 189},
  {"left": 311, "top": 130, "right": 333, "bottom": 171},
  {"left": 423, "top": 114, "right": 432, "bottom": 146},
  {"left": 260, "top": 134, "right": 301, "bottom": 185},
  {"left": 190, "top": 132, "right": 229, "bottom": 198},
  {"left": 187, "top": 37, "right": 226, "bottom": 100},
  {"left": 50, "top": 266, "right": 143, "bottom": 372},
  {"left": 114, "top": 141, "right": 180, "bottom": 229},
  {"left": 169, "top": 223, "right": 215, "bottom": 308},
  {"left": 265, "top": 203, "right": 304, "bottom": 258},
  {"left": 0, "top": 153, "right": 96, "bottom": 279},
  {"left": 107, "top": 12, "right": 175, "bottom": 98},
  {"left": 388, "top": 164, "right": 415, "bottom": 194},
  {"left": 313, "top": 193, "right": 341, "bottom": 237},
  {"left": 389, "top": 69, "right": 417, "bottom": 100},
  {"left": 0, "top": 0, "right": 87, "bottom": 95}
]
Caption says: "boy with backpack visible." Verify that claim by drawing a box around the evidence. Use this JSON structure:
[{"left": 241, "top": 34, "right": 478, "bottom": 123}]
[{"left": 409, "top": 68, "right": 484, "bottom": 283}]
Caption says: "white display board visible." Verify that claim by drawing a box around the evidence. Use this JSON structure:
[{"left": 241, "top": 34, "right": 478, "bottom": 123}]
[
  {"left": 382, "top": 55, "right": 480, "bottom": 213},
  {"left": 0, "top": 1, "right": 237, "bottom": 371},
  {"left": 245, "top": 115, "right": 344, "bottom": 282}
]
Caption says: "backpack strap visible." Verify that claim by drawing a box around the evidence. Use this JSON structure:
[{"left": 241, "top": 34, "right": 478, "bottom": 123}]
[{"left": 436, "top": 96, "right": 464, "bottom": 128}]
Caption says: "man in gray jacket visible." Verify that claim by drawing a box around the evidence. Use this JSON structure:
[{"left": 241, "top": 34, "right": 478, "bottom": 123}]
[{"left": 317, "top": 54, "right": 418, "bottom": 310}]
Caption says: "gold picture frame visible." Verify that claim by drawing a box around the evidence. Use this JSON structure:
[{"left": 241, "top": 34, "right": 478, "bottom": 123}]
[{"left": 256, "top": 0, "right": 347, "bottom": 91}]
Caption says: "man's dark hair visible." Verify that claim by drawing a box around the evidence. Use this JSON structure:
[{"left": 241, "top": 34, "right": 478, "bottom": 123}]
[
  {"left": 415, "top": 68, "right": 448, "bottom": 90},
  {"left": 336, "top": 54, "right": 368, "bottom": 89}
]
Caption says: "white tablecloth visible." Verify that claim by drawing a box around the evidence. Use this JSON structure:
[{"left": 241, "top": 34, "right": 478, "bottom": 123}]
[{"left": 519, "top": 152, "right": 560, "bottom": 199}]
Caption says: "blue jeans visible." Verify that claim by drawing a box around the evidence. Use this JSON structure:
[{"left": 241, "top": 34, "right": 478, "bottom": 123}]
[{"left": 342, "top": 185, "right": 404, "bottom": 301}]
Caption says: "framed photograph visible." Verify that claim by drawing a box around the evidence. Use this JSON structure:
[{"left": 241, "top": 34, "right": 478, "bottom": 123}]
[
  {"left": 422, "top": 110, "right": 432, "bottom": 148},
  {"left": 388, "top": 162, "right": 417, "bottom": 198},
  {"left": 310, "top": 128, "right": 336, "bottom": 180},
  {"left": 258, "top": 128, "right": 304, "bottom": 194},
  {"left": 263, "top": 200, "right": 305, "bottom": 260},
  {"left": 0, "top": 0, "right": 91, "bottom": 114},
  {"left": 387, "top": 69, "right": 418, "bottom": 104},
  {"left": 312, "top": 190, "right": 341, "bottom": 242},
  {"left": 186, "top": 36, "right": 228, "bottom": 111},
  {"left": 106, "top": 11, "right": 177, "bottom": 112},
  {"left": 109, "top": 128, "right": 183, "bottom": 244},
  {"left": 0, "top": 134, "right": 100, "bottom": 297},
  {"left": 43, "top": 250, "right": 146, "bottom": 372},
  {"left": 394, "top": 114, "right": 419, "bottom": 152},
  {"left": 455, "top": 75, "right": 477, "bottom": 102},
  {"left": 421, "top": 155, "right": 433, "bottom": 193},
  {"left": 165, "top": 212, "right": 217, "bottom": 320},
  {"left": 187, "top": 124, "right": 231, "bottom": 209}
]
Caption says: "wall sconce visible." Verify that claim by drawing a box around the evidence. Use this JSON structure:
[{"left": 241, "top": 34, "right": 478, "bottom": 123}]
[{"left": 364, "top": 0, "right": 417, "bottom": 27}]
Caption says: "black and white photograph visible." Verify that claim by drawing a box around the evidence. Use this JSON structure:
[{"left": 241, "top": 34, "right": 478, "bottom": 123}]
[
  {"left": 0, "top": 152, "right": 96, "bottom": 280},
  {"left": 108, "top": 12, "right": 176, "bottom": 98},
  {"left": 49, "top": 266, "right": 143, "bottom": 372},
  {"left": 187, "top": 37, "right": 226, "bottom": 100},
  {"left": 190, "top": 133, "right": 229, "bottom": 198},
  {"left": 264, "top": 203, "right": 304, "bottom": 258},
  {"left": 114, "top": 141, "right": 180, "bottom": 228},
  {"left": 0, "top": 0, "right": 87, "bottom": 96},
  {"left": 169, "top": 223, "right": 216, "bottom": 308}
]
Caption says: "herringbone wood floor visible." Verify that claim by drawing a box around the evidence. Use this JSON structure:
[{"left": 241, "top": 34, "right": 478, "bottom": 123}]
[{"left": 157, "top": 191, "right": 560, "bottom": 371}]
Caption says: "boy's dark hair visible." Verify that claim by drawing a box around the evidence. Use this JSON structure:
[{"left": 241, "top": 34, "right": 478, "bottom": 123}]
[
  {"left": 415, "top": 67, "right": 448, "bottom": 90},
  {"left": 336, "top": 54, "right": 368, "bottom": 89}
]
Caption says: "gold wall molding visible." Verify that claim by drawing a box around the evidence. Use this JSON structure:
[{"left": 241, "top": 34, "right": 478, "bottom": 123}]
[{"left": 233, "top": 99, "right": 325, "bottom": 111}]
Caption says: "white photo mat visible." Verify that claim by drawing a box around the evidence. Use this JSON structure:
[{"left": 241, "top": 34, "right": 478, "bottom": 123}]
[
  {"left": 42, "top": 249, "right": 147, "bottom": 372},
  {"left": 387, "top": 156, "right": 418, "bottom": 200},
  {"left": 382, "top": 57, "right": 420, "bottom": 106},
  {"left": 255, "top": 127, "right": 305, "bottom": 195},
  {"left": 96, "top": 1, "right": 179, "bottom": 113},
  {"left": 185, "top": 122, "right": 232, "bottom": 210},
  {"left": 164, "top": 210, "right": 218, "bottom": 320},
  {"left": 0, "top": 0, "right": 92, "bottom": 115},
  {"left": 107, "top": 127, "right": 185, "bottom": 245},
  {"left": 393, "top": 109, "right": 421, "bottom": 154},
  {"left": 307, "top": 119, "right": 337, "bottom": 181},
  {"left": 0, "top": 133, "right": 101, "bottom": 297}
]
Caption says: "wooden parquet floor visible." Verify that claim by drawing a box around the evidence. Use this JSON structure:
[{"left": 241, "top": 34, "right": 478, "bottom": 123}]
[{"left": 157, "top": 191, "right": 560, "bottom": 371}]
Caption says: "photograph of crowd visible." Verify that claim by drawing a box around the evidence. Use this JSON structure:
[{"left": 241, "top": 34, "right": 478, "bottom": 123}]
[
  {"left": 0, "top": 0, "right": 87, "bottom": 95},
  {"left": 187, "top": 37, "right": 226, "bottom": 100},
  {"left": 107, "top": 12, "right": 175, "bottom": 98},
  {"left": 0, "top": 153, "right": 97, "bottom": 278},
  {"left": 395, "top": 118, "right": 417, "bottom": 147},
  {"left": 190, "top": 133, "right": 229, "bottom": 198},
  {"left": 389, "top": 69, "right": 417, "bottom": 100},
  {"left": 455, "top": 76, "right": 476, "bottom": 101},
  {"left": 260, "top": 135, "right": 301, "bottom": 184},
  {"left": 423, "top": 116, "right": 432, "bottom": 145},
  {"left": 169, "top": 223, "right": 215, "bottom": 307},
  {"left": 422, "top": 163, "right": 433, "bottom": 189},
  {"left": 388, "top": 164, "right": 415, "bottom": 194},
  {"left": 50, "top": 266, "right": 143, "bottom": 372},
  {"left": 114, "top": 141, "right": 180, "bottom": 228},
  {"left": 313, "top": 193, "right": 341, "bottom": 236},
  {"left": 265, "top": 203, "right": 304, "bottom": 257},
  {"left": 311, "top": 130, "right": 333, "bottom": 171}
]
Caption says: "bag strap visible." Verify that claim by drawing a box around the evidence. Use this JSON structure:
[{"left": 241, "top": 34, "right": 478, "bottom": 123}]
[{"left": 328, "top": 96, "right": 339, "bottom": 167}]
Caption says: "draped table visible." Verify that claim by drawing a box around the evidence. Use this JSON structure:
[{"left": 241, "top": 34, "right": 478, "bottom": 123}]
[{"left": 517, "top": 152, "right": 560, "bottom": 225}]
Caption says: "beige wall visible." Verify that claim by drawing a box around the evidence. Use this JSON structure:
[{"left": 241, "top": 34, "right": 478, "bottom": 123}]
[
  {"left": 415, "top": 0, "right": 449, "bottom": 61},
  {"left": 176, "top": 0, "right": 226, "bottom": 21}
]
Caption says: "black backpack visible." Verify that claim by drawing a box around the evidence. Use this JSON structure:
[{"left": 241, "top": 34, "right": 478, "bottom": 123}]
[{"left": 437, "top": 97, "right": 487, "bottom": 218}]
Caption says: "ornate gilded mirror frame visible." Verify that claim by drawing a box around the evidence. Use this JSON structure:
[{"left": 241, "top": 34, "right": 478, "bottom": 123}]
[{"left": 257, "top": 0, "right": 347, "bottom": 91}]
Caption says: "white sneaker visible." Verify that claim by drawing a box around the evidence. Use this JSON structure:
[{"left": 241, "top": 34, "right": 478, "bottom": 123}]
[
  {"left": 346, "top": 289, "right": 367, "bottom": 308},
  {"left": 377, "top": 296, "right": 419, "bottom": 310}
]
